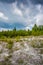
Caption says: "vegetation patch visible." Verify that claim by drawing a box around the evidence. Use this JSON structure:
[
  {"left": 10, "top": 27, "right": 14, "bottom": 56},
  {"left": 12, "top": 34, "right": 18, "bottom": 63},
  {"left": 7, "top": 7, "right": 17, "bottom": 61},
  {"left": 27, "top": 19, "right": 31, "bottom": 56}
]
[
  {"left": 40, "top": 49, "right": 43, "bottom": 54},
  {"left": 30, "top": 40, "right": 43, "bottom": 48},
  {"left": 7, "top": 40, "right": 13, "bottom": 49},
  {"left": 14, "top": 47, "right": 20, "bottom": 51},
  {"left": 17, "top": 59, "right": 24, "bottom": 64}
]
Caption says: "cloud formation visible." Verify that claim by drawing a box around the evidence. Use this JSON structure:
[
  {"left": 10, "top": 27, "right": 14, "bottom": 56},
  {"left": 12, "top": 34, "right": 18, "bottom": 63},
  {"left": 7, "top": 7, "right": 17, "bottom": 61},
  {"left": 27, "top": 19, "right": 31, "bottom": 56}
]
[
  {"left": 12, "top": 2, "right": 23, "bottom": 16},
  {"left": 0, "top": 12, "right": 8, "bottom": 20},
  {"left": 0, "top": 0, "right": 43, "bottom": 30},
  {"left": 30, "top": 0, "right": 43, "bottom": 5},
  {"left": 0, "top": 0, "right": 15, "bottom": 3},
  {"left": 0, "top": 0, "right": 43, "bottom": 5}
]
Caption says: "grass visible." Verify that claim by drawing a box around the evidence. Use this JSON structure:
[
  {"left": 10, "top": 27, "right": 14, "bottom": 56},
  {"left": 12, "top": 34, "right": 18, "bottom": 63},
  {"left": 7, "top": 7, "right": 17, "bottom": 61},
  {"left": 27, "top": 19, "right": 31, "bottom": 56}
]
[
  {"left": 0, "top": 50, "right": 2, "bottom": 53},
  {"left": 7, "top": 40, "right": 13, "bottom": 49},
  {"left": 40, "top": 42, "right": 43, "bottom": 48},
  {"left": 0, "top": 36, "right": 22, "bottom": 42},
  {"left": 30, "top": 40, "right": 43, "bottom": 48},
  {"left": 15, "top": 36, "right": 21, "bottom": 42},
  {"left": 20, "top": 42, "right": 25, "bottom": 47},
  {"left": 40, "top": 49, "right": 43, "bottom": 54},
  {"left": 17, "top": 59, "right": 24, "bottom": 64},
  {"left": 14, "top": 47, "right": 20, "bottom": 51},
  {"left": 0, "top": 36, "right": 43, "bottom": 49}
]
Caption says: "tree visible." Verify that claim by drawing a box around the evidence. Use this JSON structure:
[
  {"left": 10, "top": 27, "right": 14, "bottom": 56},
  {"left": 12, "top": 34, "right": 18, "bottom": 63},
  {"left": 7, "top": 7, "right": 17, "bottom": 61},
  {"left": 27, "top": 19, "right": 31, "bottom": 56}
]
[
  {"left": 13, "top": 26, "right": 16, "bottom": 31},
  {"left": 32, "top": 24, "right": 38, "bottom": 31}
]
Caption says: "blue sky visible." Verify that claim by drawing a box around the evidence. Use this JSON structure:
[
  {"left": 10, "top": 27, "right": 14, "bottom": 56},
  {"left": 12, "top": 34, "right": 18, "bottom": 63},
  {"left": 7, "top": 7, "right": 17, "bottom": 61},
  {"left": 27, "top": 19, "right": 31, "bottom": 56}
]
[{"left": 0, "top": 0, "right": 43, "bottom": 30}]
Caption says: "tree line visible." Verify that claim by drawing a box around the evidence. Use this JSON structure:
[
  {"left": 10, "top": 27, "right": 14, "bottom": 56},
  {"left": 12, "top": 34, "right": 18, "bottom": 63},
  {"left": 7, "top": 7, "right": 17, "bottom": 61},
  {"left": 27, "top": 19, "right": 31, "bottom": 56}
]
[{"left": 0, "top": 24, "right": 43, "bottom": 38}]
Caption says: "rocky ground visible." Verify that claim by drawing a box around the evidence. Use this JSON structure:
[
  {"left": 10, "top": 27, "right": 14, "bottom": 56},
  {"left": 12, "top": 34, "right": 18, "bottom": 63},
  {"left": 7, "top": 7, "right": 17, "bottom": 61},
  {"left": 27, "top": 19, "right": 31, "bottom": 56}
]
[{"left": 0, "top": 37, "right": 43, "bottom": 65}]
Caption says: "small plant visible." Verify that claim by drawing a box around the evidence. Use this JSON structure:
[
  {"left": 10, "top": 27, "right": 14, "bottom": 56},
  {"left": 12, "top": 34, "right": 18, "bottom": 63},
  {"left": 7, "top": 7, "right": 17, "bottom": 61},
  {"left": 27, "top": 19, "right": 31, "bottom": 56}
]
[
  {"left": 7, "top": 40, "right": 13, "bottom": 49},
  {"left": 30, "top": 40, "right": 43, "bottom": 48},
  {"left": 0, "top": 50, "right": 2, "bottom": 53},
  {"left": 40, "top": 49, "right": 43, "bottom": 54},
  {"left": 17, "top": 59, "right": 24, "bottom": 64},
  {"left": 15, "top": 36, "right": 20, "bottom": 42},
  {"left": 20, "top": 43, "right": 24, "bottom": 47},
  {"left": 31, "top": 42, "right": 37, "bottom": 48},
  {"left": 14, "top": 47, "right": 20, "bottom": 51},
  {"left": 40, "top": 42, "right": 43, "bottom": 48}
]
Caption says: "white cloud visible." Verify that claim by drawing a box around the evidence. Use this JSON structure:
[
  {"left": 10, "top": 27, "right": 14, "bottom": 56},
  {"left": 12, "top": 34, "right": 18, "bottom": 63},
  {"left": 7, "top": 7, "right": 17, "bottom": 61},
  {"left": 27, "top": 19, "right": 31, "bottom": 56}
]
[
  {"left": 12, "top": 2, "right": 23, "bottom": 16},
  {"left": 0, "top": 12, "right": 8, "bottom": 20},
  {"left": 25, "top": 24, "right": 34, "bottom": 30},
  {"left": 13, "top": 8, "right": 23, "bottom": 16},
  {"left": 35, "top": 13, "right": 43, "bottom": 25},
  {"left": 10, "top": 2, "right": 43, "bottom": 28},
  {"left": 0, "top": 28, "right": 12, "bottom": 31},
  {"left": 36, "top": 4, "right": 42, "bottom": 13},
  {"left": 25, "top": 26, "right": 30, "bottom": 30}
]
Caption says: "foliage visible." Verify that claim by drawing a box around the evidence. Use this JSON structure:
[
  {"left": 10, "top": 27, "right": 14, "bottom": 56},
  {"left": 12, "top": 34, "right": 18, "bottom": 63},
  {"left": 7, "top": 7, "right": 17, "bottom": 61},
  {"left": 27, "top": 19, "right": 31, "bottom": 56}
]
[{"left": 0, "top": 24, "right": 43, "bottom": 38}]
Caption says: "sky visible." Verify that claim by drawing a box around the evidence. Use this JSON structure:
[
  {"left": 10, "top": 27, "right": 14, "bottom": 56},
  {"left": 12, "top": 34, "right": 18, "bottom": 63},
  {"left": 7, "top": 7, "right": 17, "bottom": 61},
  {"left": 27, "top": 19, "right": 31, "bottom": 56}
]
[{"left": 0, "top": 0, "right": 43, "bottom": 30}]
